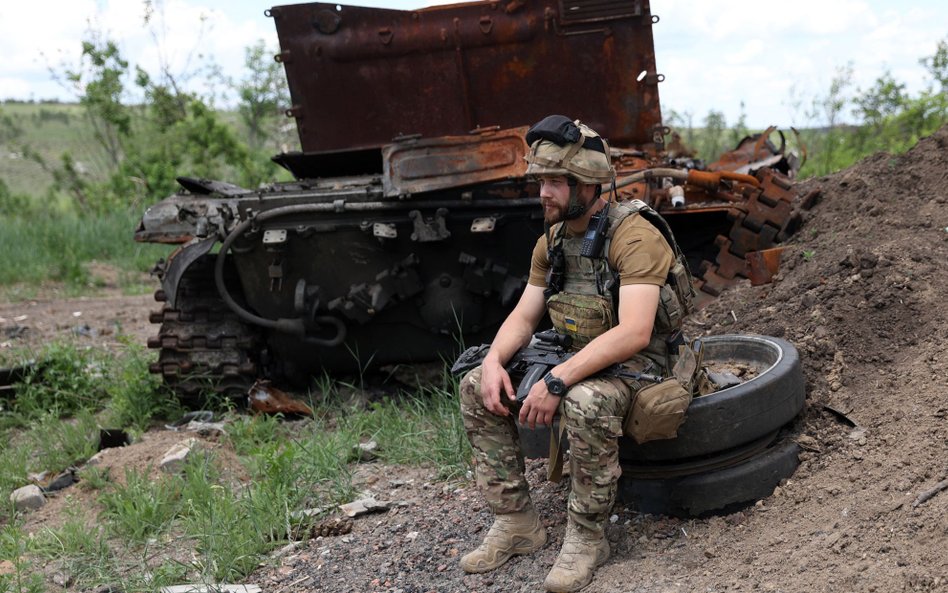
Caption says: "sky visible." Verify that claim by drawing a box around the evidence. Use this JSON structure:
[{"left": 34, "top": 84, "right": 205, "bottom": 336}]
[{"left": 1, "top": 0, "right": 945, "bottom": 129}]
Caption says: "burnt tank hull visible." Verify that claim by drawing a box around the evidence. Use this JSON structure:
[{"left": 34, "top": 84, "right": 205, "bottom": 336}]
[
  {"left": 224, "top": 182, "right": 543, "bottom": 374},
  {"left": 136, "top": 0, "right": 807, "bottom": 400}
]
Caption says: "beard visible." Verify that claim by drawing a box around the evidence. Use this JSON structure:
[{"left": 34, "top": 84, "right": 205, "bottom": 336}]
[
  {"left": 541, "top": 199, "right": 568, "bottom": 224},
  {"left": 543, "top": 191, "right": 594, "bottom": 224}
]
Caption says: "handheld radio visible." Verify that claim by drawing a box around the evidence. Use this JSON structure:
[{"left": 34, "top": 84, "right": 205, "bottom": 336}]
[{"left": 580, "top": 201, "right": 611, "bottom": 258}]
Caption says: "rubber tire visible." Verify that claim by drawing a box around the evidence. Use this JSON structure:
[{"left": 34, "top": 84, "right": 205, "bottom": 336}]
[
  {"left": 618, "top": 438, "right": 801, "bottom": 518},
  {"left": 620, "top": 334, "right": 804, "bottom": 462}
]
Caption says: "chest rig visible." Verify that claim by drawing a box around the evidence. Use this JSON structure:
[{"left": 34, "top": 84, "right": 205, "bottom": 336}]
[{"left": 544, "top": 200, "right": 696, "bottom": 372}]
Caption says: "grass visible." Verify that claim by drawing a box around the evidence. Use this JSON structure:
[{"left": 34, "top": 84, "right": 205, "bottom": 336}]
[
  {"left": 0, "top": 208, "right": 164, "bottom": 299},
  {"left": 0, "top": 522, "right": 45, "bottom": 593},
  {"left": 0, "top": 103, "right": 105, "bottom": 199},
  {"left": 0, "top": 337, "right": 472, "bottom": 591},
  {"left": 99, "top": 466, "right": 183, "bottom": 542}
]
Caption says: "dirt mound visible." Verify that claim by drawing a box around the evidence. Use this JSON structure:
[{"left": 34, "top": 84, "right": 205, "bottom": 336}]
[{"left": 251, "top": 126, "right": 948, "bottom": 593}]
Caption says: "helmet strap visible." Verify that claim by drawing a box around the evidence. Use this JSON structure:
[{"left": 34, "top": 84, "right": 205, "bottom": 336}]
[{"left": 563, "top": 182, "right": 601, "bottom": 220}]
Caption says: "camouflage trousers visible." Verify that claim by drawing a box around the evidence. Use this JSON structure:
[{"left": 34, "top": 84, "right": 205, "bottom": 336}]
[{"left": 459, "top": 366, "right": 636, "bottom": 533}]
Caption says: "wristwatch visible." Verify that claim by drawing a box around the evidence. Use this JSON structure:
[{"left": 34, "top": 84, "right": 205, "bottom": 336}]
[{"left": 543, "top": 371, "right": 567, "bottom": 396}]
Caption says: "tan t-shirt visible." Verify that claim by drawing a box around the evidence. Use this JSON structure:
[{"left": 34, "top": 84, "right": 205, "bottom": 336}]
[{"left": 527, "top": 212, "right": 674, "bottom": 287}]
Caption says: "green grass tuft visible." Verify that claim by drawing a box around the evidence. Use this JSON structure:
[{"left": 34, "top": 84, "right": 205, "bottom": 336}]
[
  {"left": 0, "top": 208, "right": 164, "bottom": 297},
  {"left": 98, "top": 466, "right": 182, "bottom": 542}
]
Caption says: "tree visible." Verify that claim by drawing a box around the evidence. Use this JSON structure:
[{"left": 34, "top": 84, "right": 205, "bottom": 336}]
[
  {"left": 727, "top": 101, "right": 749, "bottom": 151},
  {"left": 237, "top": 40, "right": 290, "bottom": 153},
  {"left": 699, "top": 110, "right": 727, "bottom": 162},
  {"left": 853, "top": 71, "right": 907, "bottom": 129},
  {"left": 816, "top": 63, "right": 854, "bottom": 130},
  {"left": 65, "top": 37, "right": 133, "bottom": 168},
  {"left": 920, "top": 38, "right": 948, "bottom": 92}
]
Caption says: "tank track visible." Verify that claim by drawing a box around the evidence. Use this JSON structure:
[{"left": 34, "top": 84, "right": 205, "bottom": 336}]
[
  {"left": 147, "top": 254, "right": 261, "bottom": 406},
  {"left": 694, "top": 168, "right": 806, "bottom": 304}
]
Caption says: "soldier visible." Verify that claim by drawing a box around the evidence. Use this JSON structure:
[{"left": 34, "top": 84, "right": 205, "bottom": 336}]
[{"left": 459, "top": 115, "right": 693, "bottom": 592}]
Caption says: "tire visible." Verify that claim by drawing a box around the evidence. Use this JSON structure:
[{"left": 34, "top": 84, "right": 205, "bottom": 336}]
[
  {"left": 618, "top": 438, "right": 801, "bottom": 517},
  {"left": 621, "top": 430, "right": 779, "bottom": 480},
  {"left": 619, "top": 334, "right": 804, "bottom": 462}
]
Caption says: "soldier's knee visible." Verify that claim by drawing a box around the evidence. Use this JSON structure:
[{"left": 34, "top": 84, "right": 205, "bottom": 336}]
[
  {"left": 561, "top": 383, "right": 598, "bottom": 422},
  {"left": 562, "top": 383, "right": 624, "bottom": 442},
  {"left": 459, "top": 366, "right": 484, "bottom": 410}
]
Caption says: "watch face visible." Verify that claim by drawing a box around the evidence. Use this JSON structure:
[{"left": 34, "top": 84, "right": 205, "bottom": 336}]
[{"left": 544, "top": 372, "right": 566, "bottom": 396}]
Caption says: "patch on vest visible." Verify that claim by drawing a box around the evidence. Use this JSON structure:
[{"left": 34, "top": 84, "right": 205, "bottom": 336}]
[{"left": 546, "top": 292, "right": 614, "bottom": 347}]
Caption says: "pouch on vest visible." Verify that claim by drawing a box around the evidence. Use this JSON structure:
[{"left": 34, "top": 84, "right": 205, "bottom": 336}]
[
  {"left": 674, "top": 338, "right": 712, "bottom": 397},
  {"left": 623, "top": 378, "right": 692, "bottom": 444},
  {"left": 546, "top": 293, "right": 614, "bottom": 348}
]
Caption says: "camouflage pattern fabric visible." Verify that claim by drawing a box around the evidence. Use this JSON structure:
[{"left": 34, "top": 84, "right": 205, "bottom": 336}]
[
  {"left": 459, "top": 367, "right": 531, "bottom": 515},
  {"left": 460, "top": 366, "right": 636, "bottom": 533}
]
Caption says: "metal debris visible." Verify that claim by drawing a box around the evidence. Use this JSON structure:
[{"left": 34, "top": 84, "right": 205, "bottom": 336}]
[
  {"left": 248, "top": 380, "right": 313, "bottom": 416},
  {"left": 340, "top": 497, "right": 390, "bottom": 518}
]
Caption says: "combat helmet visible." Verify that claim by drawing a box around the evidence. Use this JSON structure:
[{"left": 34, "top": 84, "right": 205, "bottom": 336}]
[{"left": 524, "top": 115, "right": 615, "bottom": 185}]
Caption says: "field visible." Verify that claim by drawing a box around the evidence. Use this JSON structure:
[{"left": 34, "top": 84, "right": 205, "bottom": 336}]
[
  {"left": 0, "top": 124, "right": 945, "bottom": 592},
  {"left": 0, "top": 103, "right": 96, "bottom": 200}
]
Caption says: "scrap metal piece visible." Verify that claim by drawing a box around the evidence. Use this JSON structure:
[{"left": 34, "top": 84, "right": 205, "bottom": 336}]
[
  {"left": 383, "top": 127, "right": 529, "bottom": 197},
  {"left": 262, "top": 229, "right": 288, "bottom": 244},
  {"left": 471, "top": 217, "right": 496, "bottom": 233},
  {"left": 747, "top": 247, "right": 785, "bottom": 286},
  {"left": 708, "top": 126, "right": 802, "bottom": 178},
  {"left": 135, "top": 194, "right": 238, "bottom": 244},
  {"left": 328, "top": 255, "right": 424, "bottom": 322},
  {"left": 176, "top": 176, "right": 249, "bottom": 197},
  {"left": 271, "top": 0, "right": 662, "bottom": 151},
  {"left": 249, "top": 380, "right": 313, "bottom": 416},
  {"left": 693, "top": 167, "right": 800, "bottom": 302},
  {"left": 373, "top": 223, "right": 397, "bottom": 239},
  {"left": 409, "top": 209, "right": 451, "bottom": 242},
  {"left": 0, "top": 362, "right": 37, "bottom": 395}
]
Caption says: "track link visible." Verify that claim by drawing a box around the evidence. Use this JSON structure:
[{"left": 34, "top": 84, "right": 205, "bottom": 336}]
[
  {"left": 694, "top": 168, "right": 803, "bottom": 304},
  {"left": 147, "top": 254, "right": 261, "bottom": 406}
]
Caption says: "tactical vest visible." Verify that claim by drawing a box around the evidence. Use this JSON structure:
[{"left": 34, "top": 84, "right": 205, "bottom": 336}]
[{"left": 545, "top": 200, "right": 696, "bottom": 373}]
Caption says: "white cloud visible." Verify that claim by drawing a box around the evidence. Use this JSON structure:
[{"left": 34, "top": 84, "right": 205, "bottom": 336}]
[
  {"left": 653, "top": 0, "right": 946, "bottom": 126},
  {"left": 2, "top": 0, "right": 946, "bottom": 129},
  {"left": 0, "top": 77, "right": 34, "bottom": 98}
]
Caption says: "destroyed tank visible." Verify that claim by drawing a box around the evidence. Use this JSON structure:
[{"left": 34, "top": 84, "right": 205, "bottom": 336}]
[{"left": 135, "top": 0, "right": 807, "bottom": 402}]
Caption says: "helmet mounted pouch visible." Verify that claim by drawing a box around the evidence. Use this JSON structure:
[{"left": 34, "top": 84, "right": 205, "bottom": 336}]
[{"left": 526, "top": 115, "right": 582, "bottom": 147}]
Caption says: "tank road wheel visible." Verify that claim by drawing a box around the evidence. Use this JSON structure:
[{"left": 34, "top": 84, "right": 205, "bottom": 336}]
[{"left": 147, "top": 254, "right": 261, "bottom": 408}]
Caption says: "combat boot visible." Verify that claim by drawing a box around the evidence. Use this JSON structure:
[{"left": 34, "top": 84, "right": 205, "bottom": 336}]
[
  {"left": 459, "top": 506, "right": 547, "bottom": 573},
  {"left": 543, "top": 520, "right": 610, "bottom": 592}
]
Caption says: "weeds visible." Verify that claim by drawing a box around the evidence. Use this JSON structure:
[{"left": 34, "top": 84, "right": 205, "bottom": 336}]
[
  {"left": 26, "top": 408, "right": 100, "bottom": 471},
  {"left": 0, "top": 337, "right": 472, "bottom": 586},
  {"left": 342, "top": 379, "right": 471, "bottom": 480},
  {"left": 226, "top": 413, "right": 282, "bottom": 457},
  {"left": 0, "top": 208, "right": 164, "bottom": 296},
  {"left": 0, "top": 522, "right": 44, "bottom": 593},
  {"left": 77, "top": 465, "right": 111, "bottom": 491},
  {"left": 99, "top": 466, "right": 182, "bottom": 542},
  {"left": 33, "top": 514, "right": 114, "bottom": 586},
  {"left": 101, "top": 339, "right": 178, "bottom": 434},
  {"left": 5, "top": 343, "right": 107, "bottom": 425}
]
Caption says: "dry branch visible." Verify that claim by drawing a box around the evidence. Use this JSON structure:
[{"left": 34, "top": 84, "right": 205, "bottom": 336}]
[{"left": 912, "top": 478, "right": 948, "bottom": 508}]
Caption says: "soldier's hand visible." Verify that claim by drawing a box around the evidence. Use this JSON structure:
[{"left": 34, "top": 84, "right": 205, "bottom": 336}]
[
  {"left": 480, "top": 359, "right": 516, "bottom": 416},
  {"left": 519, "top": 381, "right": 560, "bottom": 429}
]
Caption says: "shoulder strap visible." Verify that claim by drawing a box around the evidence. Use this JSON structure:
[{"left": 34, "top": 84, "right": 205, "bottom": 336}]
[
  {"left": 602, "top": 199, "right": 696, "bottom": 316},
  {"left": 622, "top": 199, "right": 689, "bottom": 262}
]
